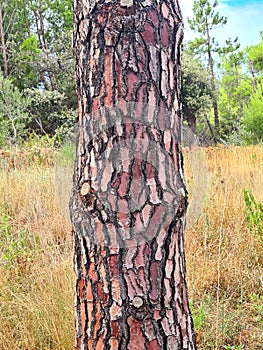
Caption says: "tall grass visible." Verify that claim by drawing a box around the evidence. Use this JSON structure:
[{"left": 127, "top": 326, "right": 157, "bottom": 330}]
[
  {"left": 0, "top": 151, "right": 74, "bottom": 349},
  {"left": 185, "top": 146, "right": 263, "bottom": 349},
  {"left": 0, "top": 145, "right": 262, "bottom": 349}
]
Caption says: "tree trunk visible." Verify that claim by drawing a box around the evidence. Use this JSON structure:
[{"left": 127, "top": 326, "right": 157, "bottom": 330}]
[
  {"left": 183, "top": 106, "right": 197, "bottom": 134},
  {"left": 206, "top": 23, "right": 219, "bottom": 133},
  {"left": 248, "top": 59, "right": 257, "bottom": 92},
  {"left": 0, "top": 6, "right": 8, "bottom": 78},
  {"left": 71, "top": 1, "right": 196, "bottom": 349},
  {"left": 33, "top": 8, "right": 50, "bottom": 90},
  {"left": 34, "top": 4, "right": 58, "bottom": 90}
]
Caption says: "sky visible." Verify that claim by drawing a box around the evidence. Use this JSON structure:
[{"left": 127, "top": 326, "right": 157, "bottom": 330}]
[{"left": 180, "top": 0, "right": 263, "bottom": 49}]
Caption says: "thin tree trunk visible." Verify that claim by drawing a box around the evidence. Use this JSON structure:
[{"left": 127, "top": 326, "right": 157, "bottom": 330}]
[
  {"left": 33, "top": 9, "right": 50, "bottom": 90},
  {"left": 206, "top": 23, "right": 219, "bottom": 133},
  {"left": 22, "top": 0, "right": 31, "bottom": 37},
  {"left": 0, "top": 6, "right": 8, "bottom": 78},
  {"left": 38, "top": 5, "right": 58, "bottom": 91},
  {"left": 248, "top": 59, "right": 257, "bottom": 92},
  {"left": 34, "top": 2, "right": 58, "bottom": 90},
  {"left": 71, "top": 1, "right": 196, "bottom": 349},
  {"left": 184, "top": 106, "right": 197, "bottom": 134},
  {"left": 204, "top": 112, "right": 217, "bottom": 144}
]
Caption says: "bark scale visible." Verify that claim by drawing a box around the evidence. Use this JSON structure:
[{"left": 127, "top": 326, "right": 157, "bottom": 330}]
[{"left": 71, "top": 1, "right": 196, "bottom": 349}]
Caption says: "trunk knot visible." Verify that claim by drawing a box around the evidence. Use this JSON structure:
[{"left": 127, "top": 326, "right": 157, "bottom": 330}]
[
  {"left": 120, "top": 0, "right": 133, "bottom": 7},
  {"left": 80, "top": 182, "right": 91, "bottom": 196},
  {"left": 79, "top": 182, "right": 95, "bottom": 207},
  {"left": 131, "top": 296, "right": 144, "bottom": 308}
]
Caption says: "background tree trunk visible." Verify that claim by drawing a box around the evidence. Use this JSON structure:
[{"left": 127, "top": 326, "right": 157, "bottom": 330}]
[
  {"left": 248, "top": 59, "right": 257, "bottom": 92},
  {"left": 33, "top": 3, "right": 58, "bottom": 90},
  {"left": 71, "top": 1, "right": 197, "bottom": 349},
  {"left": 0, "top": 6, "right": 8, "bottom": 78},
  {"left": 206, "top": 23, "right": 219, "bottom": 133}
]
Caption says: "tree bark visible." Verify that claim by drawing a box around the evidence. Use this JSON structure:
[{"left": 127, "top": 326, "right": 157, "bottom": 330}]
[{"left": 71, "top": 1, "right": 196, "bottom": 349}]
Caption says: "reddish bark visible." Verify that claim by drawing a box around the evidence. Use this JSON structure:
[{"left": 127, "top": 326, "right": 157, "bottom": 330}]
[{"left": 71, "top": 0, "right": 196, "bottom": 349}]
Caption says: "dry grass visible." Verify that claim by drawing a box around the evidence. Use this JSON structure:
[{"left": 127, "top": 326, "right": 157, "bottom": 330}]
[
  {"left": 184, "top": 145, "right": 263, "bottom": 349},
  {"left": 0, "top": 160, "right": 74, "bottom": 350},
  {"left": 0, "top": 145, "right": 262, "bottom": 349}
]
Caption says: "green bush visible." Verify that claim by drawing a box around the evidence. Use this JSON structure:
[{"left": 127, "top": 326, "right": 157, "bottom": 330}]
[
  {"left": 25, "top": 89, "right": 76, "bottom": 142},
  {"left": 242, "top": 89, "right": 263, "bottom": 144},
  {"left": 0, "top": 211, "right": 36, "bottom": 274},
  {"left": 0, "top": 76, "right": 31, "bottom": 147},
  {"left": 243, "top": 189, "right": 263, "bottom": 244}
]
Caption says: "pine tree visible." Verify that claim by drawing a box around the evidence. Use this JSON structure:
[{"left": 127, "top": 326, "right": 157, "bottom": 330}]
[
  {"left": 188, "top": 0, "right": 239, "bottom": 134},
  {"left": 71, "top": 0, "right": 197, "bottom": 348}
]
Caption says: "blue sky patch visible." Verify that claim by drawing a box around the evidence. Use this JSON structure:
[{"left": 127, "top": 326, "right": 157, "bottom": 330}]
[{"left": 222, "top": 0, "right": 260, "bottom": 6}]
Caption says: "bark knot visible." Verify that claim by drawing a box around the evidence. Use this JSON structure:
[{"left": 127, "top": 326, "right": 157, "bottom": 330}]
[
  {"left": 79, "top": 182, "right": 95, "bottom": 207},
  {"left": 120, "top": 0, "right": 133, "bottom": 7},
  {"left": 131, "top": 296, "right": 144, "bottom": 308},
  {"left": 80, "top": 182, "right": 91, "bottom": 196}
]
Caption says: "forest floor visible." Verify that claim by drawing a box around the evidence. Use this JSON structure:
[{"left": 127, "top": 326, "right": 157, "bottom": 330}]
[{"left": 0, "top": 144, "right": 262, "bottom": 349}]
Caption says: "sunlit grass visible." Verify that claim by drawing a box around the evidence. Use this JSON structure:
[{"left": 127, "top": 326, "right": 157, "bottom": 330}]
[
  {"left": 185, "top": 145, "right": 263, "bottom": 349},
  {"left": 0, "top": 156, "right": 74, "bottom": 350},
  {"left": 0, "top": 145, "right": 262, "bottom": 349}
]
